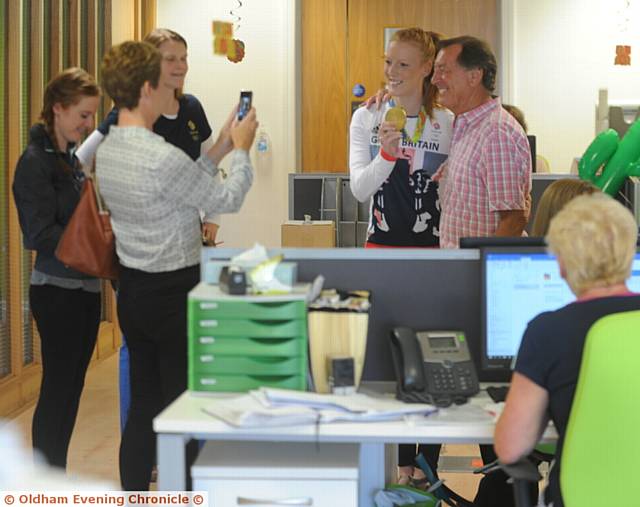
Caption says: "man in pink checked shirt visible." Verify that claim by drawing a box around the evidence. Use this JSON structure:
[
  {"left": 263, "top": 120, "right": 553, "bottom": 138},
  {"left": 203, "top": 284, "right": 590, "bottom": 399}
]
[
  {"left": 432, "top": 36, "right": 531, "bottom": 249},
  {"left": 431, "top": 35, "right": 536, "bottom": 507}
]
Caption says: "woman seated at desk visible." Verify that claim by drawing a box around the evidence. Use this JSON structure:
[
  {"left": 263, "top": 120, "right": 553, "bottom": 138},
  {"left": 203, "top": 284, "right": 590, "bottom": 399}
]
[{"left": 494, "top": 193, "right": 640, "bottom": 507}]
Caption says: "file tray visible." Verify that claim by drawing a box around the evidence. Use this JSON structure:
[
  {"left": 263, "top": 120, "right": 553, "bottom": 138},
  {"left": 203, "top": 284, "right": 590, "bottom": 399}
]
[{"left": 188, "top": 283, "right": 309, "bottom": 393}]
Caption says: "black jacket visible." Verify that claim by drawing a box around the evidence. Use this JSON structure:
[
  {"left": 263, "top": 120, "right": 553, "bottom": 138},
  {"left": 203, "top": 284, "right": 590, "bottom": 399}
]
[{"left": 12, "top": 124, "right": 94, "bottom": 280}]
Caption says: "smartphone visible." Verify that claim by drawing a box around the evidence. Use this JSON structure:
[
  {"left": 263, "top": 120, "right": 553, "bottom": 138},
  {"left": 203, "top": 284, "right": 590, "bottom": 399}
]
[{"left": 237, "top": 90, "right": 253, "bottom": 121}]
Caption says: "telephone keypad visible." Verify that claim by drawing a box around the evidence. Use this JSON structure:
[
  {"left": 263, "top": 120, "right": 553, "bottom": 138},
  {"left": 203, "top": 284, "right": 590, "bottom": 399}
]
[{"left": 430, "top": 363, "right": 477, "bottom": 394}]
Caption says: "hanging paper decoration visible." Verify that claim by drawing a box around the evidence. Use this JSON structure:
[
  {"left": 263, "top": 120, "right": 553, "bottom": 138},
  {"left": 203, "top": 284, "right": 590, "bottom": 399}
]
[
  {"left": 228, "top": 0, "right": 246, "bottom": 63},
  {"left": 211, "top": 1, "right": 246, "bottom": 63},
  {"left": 614, "top": 0, "right": 632, "bottom": 65},
  {"left": 615, "top": 45, "right": 631, "bottom": 65},
  {"left": 212, "top": 21, "right": 234, "bottom": 56},
  {"left": 227, "top": 40, "right": 245, "bottom": 63}
]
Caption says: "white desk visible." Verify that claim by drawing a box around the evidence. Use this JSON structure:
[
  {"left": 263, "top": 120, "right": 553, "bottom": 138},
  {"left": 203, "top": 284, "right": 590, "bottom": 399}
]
[{"left": 154, "top": 387, "right": 557, "bottom": 506}]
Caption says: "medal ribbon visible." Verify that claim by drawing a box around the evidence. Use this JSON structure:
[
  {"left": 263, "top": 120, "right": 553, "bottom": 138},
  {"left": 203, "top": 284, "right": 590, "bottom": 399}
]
[{"left": 402, "top": 106, "right": 427, "bottom": 144}]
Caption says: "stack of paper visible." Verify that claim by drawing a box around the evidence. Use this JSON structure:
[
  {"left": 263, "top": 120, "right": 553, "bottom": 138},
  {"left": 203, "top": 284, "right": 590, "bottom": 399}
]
[{"left": 202, "top": 388, "right": 437, "bottom": 428}]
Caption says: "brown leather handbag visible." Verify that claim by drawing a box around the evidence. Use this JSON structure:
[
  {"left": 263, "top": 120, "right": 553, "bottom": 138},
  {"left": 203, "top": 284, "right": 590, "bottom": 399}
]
[{"left": 55, "top": 176, "right": 119, "bottom": 280}]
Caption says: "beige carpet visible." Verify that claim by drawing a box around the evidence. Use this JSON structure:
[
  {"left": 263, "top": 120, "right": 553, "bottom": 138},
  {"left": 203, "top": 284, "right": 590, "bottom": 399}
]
[{"left": 10, "top": 353, "right": 120, "bottom": 485}]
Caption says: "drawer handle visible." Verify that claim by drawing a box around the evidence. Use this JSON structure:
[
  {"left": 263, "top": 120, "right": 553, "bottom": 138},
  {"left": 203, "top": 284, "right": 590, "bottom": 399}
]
[
  {"left": 199, "top": 337, "right": 215, "bottom": 344},
  {"left": 200, "top": 302, "right": 218, "bottom": 310},
  {"left": 200, "top": 320, "right": 218, "bottom": 327},
  {"left": 237, "top": 497, "right": 312, "bottom": 506},
  {"left": 200, "top": 355, "right": 214, "bottom": 362}
]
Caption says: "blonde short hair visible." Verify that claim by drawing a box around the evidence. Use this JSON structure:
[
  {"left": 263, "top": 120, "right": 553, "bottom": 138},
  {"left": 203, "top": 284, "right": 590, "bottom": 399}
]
[{"left": 546, "top": 193, "right": 638, "bottom": 295}]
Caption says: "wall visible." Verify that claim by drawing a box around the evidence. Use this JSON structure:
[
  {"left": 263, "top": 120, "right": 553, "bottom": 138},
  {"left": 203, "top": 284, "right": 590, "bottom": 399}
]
[
  {"left": 112, "top": 0, "right": 136, "bottom": 44},
  {"left": 156, "top": 0, "right": 299, "bottom": 248},
  {"left": 507, "top": 0, "right": 640, "bottom": 172}
]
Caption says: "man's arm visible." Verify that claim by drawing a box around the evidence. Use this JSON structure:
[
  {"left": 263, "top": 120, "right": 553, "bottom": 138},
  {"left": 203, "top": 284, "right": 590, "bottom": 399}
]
[
  {"left": 483, "top": 120, "right": 532, "bottom": 237},
  {"left": 494, "top": 372, "right": 549, "bottom": 464},
  {"left": 495, "top": 209, "right": 528, "bottom": 236}
]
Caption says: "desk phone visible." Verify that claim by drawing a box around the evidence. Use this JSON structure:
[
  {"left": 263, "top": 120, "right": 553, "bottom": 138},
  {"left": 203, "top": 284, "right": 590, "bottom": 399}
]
[{"left": 390, "top": 327, "right": 479, "bottom": 407}]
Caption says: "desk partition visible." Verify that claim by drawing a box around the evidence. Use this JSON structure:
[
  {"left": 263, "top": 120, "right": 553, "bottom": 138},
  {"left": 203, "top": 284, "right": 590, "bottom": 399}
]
[{"left": 202, "top": 248, "right": 483, "bottom": 382}]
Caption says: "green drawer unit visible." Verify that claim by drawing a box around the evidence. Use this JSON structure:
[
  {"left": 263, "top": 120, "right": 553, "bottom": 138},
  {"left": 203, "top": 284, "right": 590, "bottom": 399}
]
[
  {"left": 190, "top": 373, "right": 306, "bottom": 392},
  {"left": 192, "top": 355, "right": 303, "bottom": 375},
  {"left": 192, "top": 336, "right": 305, "bottom": 357},
  {"left": 187, "top": 283, "right": 309, "bottom": 393},
  {"left": 190, "top": 299, "right": 306, "bottom": 320},
  {"left": 190, "top": 318, "right": 307, "bottom": 338}
]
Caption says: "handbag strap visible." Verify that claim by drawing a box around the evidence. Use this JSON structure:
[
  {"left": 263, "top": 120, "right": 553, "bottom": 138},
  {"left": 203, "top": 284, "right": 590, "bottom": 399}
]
[{"left": 90, "top": 175, "right": 108, "bottom": 214}]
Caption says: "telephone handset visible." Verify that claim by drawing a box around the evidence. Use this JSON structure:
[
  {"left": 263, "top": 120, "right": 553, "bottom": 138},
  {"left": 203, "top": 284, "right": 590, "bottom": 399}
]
[{"left": 390, "top": 327, "right": 479, "bottom": 407}]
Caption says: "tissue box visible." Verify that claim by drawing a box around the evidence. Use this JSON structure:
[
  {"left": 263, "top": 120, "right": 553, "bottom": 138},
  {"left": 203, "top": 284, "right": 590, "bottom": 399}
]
[
  {"left": 204, "top": 261, "right": 297, "bottom": 286},
  {"left": 281, "top": 220, "right": 335, "bottom": 247}
]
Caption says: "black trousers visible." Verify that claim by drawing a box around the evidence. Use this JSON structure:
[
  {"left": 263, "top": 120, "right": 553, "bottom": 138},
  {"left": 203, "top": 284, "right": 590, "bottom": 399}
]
[
  {"left": 30, "top": 284, "right": 100, "bottom": 469},
  {"left": 117, "top": 265, "right": 199, "bottom": 491}
]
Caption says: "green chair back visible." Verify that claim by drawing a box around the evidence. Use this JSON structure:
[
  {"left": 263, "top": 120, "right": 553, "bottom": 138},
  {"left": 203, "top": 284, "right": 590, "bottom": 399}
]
[{"left": 560, "top": 310, "right": 640, "bottom": 506}]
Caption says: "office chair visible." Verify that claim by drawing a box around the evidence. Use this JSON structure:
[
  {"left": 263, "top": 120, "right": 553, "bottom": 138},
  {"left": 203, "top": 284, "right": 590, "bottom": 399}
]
[
  {"left": 500, "top": 309, "right": 640, "bottom": 507},
  {"left": 560, "top": 309, "right": 640, "bottom": 505}
]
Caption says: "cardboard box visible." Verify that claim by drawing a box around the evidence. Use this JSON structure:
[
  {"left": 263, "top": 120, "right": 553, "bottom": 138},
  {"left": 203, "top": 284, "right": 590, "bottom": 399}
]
[{"left": 281, "top": 220, "right": 335, "bottom": 247}]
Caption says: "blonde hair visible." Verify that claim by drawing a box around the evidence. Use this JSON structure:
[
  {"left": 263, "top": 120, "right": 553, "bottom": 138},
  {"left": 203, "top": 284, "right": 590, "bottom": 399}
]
[
  {"left": 546, "top": 193, "right": 638, "bottom": 295},
  {"left": 144, "top": 28, "right": 188, "bottom": 99},
  {"left": 101, "top": 41, "right": 161, "bottom": 110},
  {"left": 532, "top": 179, "right": 600, "bottom": 236},
  {"left": 389, "top": 28, "right": 442, "bottom": 119}
]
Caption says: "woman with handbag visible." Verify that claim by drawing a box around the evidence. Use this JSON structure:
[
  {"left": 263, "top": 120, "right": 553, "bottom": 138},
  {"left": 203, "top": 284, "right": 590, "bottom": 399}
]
[{"left": 12, "top": 68, "right": 101, "bottom": 469}]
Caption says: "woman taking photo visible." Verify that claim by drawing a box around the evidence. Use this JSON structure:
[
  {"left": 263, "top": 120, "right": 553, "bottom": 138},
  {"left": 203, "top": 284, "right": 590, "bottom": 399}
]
[
  {"left": 97, "top": 40, "right": 257, "bottom": 490},
  {"left": 12, "top": 68, "right": 101, "bottom": 469},
  {"left": 76, "top": 27, "right": 232, "bottom": 433}
]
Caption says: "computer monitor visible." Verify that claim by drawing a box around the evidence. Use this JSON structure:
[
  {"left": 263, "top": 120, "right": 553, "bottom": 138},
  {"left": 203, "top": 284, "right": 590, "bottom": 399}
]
[
  {"left": 482, "top": 247, "right": 640, "bottom": 381},
  {"left": 527, "top": 135, "right": 536, "bottom": 173}
]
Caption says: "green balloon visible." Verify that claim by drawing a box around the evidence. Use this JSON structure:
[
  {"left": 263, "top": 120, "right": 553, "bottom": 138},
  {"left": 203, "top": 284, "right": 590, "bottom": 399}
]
[
  {"left": 627, "top": 160, "right": 640, "bottom": 177},
  {"left": 578, "top": 129, "right": 618, "bottom": 182},
  {"left": 596, "top": 119, "right": 640, "bottom": 195}
]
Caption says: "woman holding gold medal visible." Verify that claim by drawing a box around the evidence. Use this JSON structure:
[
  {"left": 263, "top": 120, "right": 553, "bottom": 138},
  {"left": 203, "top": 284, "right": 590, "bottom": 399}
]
[
  {"left": 349, "top": 27, "right": 454, "bottom": 487},
  {"left": 349, "top": 28, "right": 453, "bottom": 248}
]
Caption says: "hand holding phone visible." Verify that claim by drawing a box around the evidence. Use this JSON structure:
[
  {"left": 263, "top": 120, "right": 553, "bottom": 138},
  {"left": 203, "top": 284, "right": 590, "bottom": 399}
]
[
  {"left": 237, "top": 90, "right": 253, "bottom": 120},
  {"left": 231, "top": 105, "right": 258, "bottom": 151}
]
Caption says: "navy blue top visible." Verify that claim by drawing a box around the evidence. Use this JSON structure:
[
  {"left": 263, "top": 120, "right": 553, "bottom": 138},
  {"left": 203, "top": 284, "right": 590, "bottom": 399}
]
[
  {"left": 98, "top": 94, "right": 212, "bottom": 161},
  {"left": 515, "top": 294, "right": 640, "bottom": 507}
]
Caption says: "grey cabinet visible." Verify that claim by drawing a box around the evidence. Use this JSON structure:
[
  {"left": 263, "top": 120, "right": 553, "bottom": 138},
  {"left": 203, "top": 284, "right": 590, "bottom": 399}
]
[
  {"left": 289, "top": 173, "right": 640, "bottom": 245},
  {"left": 288, "top": 174, "right": 369, "bottom": 247}
]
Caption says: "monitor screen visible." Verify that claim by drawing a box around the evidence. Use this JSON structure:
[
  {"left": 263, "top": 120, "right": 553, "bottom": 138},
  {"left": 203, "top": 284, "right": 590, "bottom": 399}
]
[{"left": 482, "top": 248, "right": 640, "bottom": 378}]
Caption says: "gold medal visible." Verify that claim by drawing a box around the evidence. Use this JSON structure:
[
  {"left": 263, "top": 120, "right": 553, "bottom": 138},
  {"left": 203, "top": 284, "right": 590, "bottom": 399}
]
[{"left": 384, "top": 107, "right": 407, "bottom": 131}]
